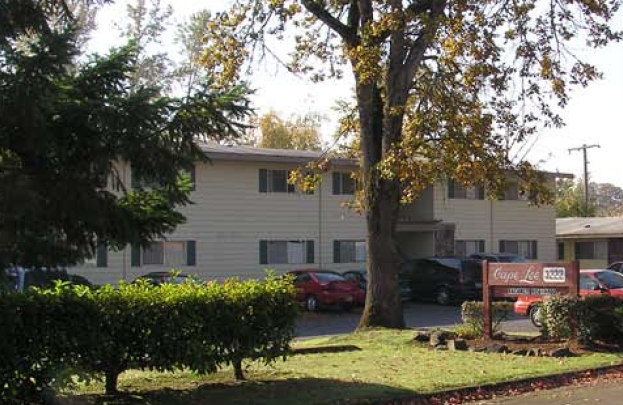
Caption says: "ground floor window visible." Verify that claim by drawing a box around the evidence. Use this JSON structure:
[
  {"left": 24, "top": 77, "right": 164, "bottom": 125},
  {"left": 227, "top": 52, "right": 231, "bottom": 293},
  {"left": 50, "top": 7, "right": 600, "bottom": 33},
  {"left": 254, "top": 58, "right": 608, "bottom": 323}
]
[
  {"left": 558, "top": 242, "right": 565, "bottom": 260},
  {"left": 132, "top": 241, "right": 196, "bottom": 267},
  {"left": 455, "top": 240, "right": 485, "bottom": 257},
  {"left": 575, "top": 241, "right": 607, "bottom": 260},
  {"left": 499, "top": 240, "right": 538, "bottom": 260},
  {"left": 334, "top": 240, "right": 366, "bottom": 263},
  {"left": 259, "top": 240, "right": 314, "bottom": 265}
]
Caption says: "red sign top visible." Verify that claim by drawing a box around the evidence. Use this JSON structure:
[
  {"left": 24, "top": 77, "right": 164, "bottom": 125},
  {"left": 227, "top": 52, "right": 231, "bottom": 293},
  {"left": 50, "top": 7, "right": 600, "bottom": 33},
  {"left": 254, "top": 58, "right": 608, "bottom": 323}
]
[{"left": 487, "top": 262, "right": 577, "bottom": 288}]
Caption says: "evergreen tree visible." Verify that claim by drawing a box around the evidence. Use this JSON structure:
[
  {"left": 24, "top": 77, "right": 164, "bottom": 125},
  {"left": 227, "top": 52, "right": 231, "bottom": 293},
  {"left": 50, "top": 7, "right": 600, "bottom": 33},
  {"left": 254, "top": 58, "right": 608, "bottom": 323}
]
[{"left": 0, "top": 0, "right": 251, "bottom": 268}]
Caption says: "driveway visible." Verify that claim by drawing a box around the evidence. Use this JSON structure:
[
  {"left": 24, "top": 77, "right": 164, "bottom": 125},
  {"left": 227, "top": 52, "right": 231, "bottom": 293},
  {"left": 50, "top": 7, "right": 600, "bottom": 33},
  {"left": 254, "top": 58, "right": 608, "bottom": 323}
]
[
  {"left": 296, "top": 302, "right": 535, "bottom": 338},
  {"left": 471, "top": 380, "right": 623, "bottom": 405}
]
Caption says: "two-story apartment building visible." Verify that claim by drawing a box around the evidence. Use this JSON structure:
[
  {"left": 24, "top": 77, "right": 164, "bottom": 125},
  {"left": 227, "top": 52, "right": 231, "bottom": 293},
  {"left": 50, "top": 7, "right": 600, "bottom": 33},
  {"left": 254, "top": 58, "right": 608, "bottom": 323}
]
[{"left": 70, "top": 144, "right": 568, "bottom": 285}]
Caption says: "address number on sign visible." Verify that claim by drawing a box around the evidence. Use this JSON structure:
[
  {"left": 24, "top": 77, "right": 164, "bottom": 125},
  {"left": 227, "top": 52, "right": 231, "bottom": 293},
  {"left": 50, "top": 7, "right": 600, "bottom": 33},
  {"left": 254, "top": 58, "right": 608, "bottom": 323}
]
[{"left": 543, "top": 267, "right": 566, "bottom": 283}]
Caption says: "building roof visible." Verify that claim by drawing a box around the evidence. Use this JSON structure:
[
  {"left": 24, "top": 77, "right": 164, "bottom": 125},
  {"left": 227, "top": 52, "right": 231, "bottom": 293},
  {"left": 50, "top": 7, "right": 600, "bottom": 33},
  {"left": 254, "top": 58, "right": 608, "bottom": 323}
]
[
  {"left": 197, "top": 143, "right": 573, "bottom": 179},
  {"left": 198, "top": 142, "right": 358, "bottom": 166},
  {"left": 557, "top": 217, "right": 623, "bottom": 239}
]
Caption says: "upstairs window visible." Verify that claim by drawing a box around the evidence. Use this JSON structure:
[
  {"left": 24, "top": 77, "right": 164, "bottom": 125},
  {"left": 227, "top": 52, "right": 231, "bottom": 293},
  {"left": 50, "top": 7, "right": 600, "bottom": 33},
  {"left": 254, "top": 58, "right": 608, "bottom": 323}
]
[
  {"left": 259, "top": 169, "right": 300, "bottom": 193},
  {"left": 448, "top": 180, "right": 484, "bottom": 200},
  {"left": 332, "top": 172, "right": 355, "bottom": 195}
]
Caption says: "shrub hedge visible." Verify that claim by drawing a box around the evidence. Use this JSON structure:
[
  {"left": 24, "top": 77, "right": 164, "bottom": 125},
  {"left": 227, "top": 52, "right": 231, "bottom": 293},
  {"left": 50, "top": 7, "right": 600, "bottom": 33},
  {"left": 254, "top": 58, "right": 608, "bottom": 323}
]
[
  {"left": 0, "top": 275, "right": 299, "bottom": 404},
  {"left": 541, "top": 294, "right": 623, "bottom": 342},
  {"left": 458, "top": 301, "right": 514, "bottom": 338}
]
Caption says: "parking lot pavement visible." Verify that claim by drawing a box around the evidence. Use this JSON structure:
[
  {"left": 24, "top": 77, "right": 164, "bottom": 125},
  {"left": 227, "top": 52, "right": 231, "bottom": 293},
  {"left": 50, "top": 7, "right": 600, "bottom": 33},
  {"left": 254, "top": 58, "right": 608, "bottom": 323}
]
[{"left": 296, "top": 302, "right": 536, "bottom": 338}]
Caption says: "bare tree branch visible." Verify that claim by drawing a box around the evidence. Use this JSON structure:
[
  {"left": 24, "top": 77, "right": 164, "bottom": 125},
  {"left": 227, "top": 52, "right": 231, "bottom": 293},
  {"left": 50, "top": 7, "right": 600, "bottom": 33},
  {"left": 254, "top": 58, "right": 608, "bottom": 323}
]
[{"left": 301, "top": 0, "right": 358, "bottom": 45}]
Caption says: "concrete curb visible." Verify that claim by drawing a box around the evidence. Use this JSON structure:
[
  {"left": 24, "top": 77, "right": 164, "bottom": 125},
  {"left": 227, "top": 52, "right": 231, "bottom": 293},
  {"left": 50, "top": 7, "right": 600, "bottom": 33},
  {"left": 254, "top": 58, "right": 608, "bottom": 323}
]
[{"left": 369, "top": 363, "right": 623, "bottom": 405}]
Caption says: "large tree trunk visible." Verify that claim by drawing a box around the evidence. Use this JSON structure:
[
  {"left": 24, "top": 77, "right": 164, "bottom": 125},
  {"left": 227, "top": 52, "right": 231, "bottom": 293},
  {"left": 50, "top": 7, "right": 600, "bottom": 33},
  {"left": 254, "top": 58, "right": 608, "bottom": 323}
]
[{"left": 356, "top": 81, "right": 405, "bottom": 329}]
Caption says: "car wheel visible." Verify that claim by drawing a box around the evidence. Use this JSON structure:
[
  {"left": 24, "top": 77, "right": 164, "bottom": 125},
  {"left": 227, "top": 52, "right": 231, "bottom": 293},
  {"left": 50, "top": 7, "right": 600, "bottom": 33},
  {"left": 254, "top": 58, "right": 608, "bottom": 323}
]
[
  {"left": 305, "top": 295, "right": 318, "bottom": 312},
  {"left": 435, "top": 288, "right": 452, "bottom": 306},
  {"left": 529, "top": 305, "right": 543, "bottom": 328}
]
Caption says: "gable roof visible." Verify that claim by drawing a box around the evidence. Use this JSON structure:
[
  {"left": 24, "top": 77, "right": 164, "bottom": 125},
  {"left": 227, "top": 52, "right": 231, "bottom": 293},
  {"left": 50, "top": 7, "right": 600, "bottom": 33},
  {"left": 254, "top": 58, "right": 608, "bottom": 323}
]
[{"left": 557, "top": 217, "right": 623, "bottom": 238}]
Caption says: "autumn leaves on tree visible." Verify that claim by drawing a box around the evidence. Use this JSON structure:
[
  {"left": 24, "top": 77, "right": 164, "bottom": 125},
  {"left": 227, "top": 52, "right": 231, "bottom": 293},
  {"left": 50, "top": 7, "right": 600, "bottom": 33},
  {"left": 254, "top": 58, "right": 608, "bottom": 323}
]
[{"left": 199, "top": 0, "right": 620, "bottom": 328}]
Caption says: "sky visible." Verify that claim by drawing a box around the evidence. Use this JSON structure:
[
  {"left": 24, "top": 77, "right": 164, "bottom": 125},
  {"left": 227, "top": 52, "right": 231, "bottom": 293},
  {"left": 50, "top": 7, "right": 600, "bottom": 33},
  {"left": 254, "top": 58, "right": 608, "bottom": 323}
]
[{"left": 90, "top": 1, "right": 623, "bottom": 187}]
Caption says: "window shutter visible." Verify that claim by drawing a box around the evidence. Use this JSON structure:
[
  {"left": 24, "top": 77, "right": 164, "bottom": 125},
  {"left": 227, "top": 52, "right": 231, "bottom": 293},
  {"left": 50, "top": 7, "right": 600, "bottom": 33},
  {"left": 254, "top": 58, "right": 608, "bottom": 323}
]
[
  {"left": 131, "top": 244, "right": 141, "bottom": 267},
  {"left": 448, "top": 180, "right": 455, "bottom": 199},
  {"left": 477, "top": 186, "right": 485, "bottom": 200},
  {"left": 259, "top": 240, "right": 268, "bottom": 265},
  {"left": 131, "top": 167, "right": 139, "bottom": 189},
  {"left": 186, "top": 240, "right": 196, "bottom": 266},
  {"left": 499, "top": 240, "right": 506, "bottom": 253},
  {"left": 479, "top": 240, "right": 485, "bottom": 253},
  {"left": 287, "top": 172, "right": 295, "bottom": 193},
  {"left": 332, "top": 172, "right": 341, "bottom": 195},
  {"left": 531, "top": 241, "right": 538, "bottom": 260},
  {"left": 96, "top": 244, "right": 108, "bottom": 268},
  {"left": 189, "top": 165, "right": 196, "bottom": 191},
  {"left": 334, "top": 240, "right": 341, "bottom": 263},
  {"left": 306, "top": 241, "right": 314, "bottom": 264},
  {"left": 259, "top": 169, "right": 268, "bottom": 192}
]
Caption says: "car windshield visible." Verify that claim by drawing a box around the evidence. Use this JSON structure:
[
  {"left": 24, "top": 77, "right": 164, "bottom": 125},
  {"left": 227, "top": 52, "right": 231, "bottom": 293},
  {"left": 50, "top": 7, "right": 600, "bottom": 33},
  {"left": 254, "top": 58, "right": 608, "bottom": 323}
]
[
  {"left": 595, "top": 272, "right": 623, "bottom": 289},
  {"left": 314, "top": 272, "right": 345, "bottom": 282}
]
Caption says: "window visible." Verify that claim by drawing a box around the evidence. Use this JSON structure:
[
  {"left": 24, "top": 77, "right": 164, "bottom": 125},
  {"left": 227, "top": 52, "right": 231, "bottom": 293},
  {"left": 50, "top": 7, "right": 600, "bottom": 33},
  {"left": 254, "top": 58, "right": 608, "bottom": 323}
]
[
  {"left": 131, "top": 241, "right": 196, "bottom": 267},
  {"left": 558, "top": 242, "right": 565, "bottom": 261},
  {"left": 334, "top": 240, "right": 366, "bottom": 263},
  {"left": 499, "top": 240, "right": 538, "bottom": 260},
  {"left": 259, "top": 240, "right": 314, "bottom": 264},
  {"left": 499, "top": 182, "right": 528, "bottom": 201},
  {"left": 580, "top": 275, "right": 600, "bottom": 291},
  {"left": 575, "top": 241, "right": 607, "bottom": 260},
  {"left": 132, "top": 165, "right": 196, "bottom": 190},
  {"left": 455, "top": 240, "right": 485, "bottom": 257},
  {"left": 332, "top": 172, "right": 355, "bottom": 195},
  {"left": 258, "top": 169, "right": 297, "bottom": 193},
  {"left": 448, "top": 180, "right": 484, "bottom": 200}
]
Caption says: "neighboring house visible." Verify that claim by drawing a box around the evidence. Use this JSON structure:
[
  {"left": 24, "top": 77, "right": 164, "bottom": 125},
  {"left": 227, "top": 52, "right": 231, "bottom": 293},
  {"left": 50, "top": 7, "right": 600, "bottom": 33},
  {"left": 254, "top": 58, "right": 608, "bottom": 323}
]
[
  {"left": 556, "top": 217, "right": 623, "bottom": 269},
  {"left": 69, "top": 144, "right": 568, "bottom": 285}
]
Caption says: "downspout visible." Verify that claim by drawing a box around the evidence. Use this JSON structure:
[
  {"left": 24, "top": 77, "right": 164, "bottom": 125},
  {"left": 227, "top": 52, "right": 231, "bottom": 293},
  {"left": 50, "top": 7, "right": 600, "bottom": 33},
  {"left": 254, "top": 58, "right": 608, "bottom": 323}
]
[
  {"left": 122, "top": 162, "right": 128, "bottom": 282},
  {"left": 318, "top": 175, "right": 323, "bottom": 268}
]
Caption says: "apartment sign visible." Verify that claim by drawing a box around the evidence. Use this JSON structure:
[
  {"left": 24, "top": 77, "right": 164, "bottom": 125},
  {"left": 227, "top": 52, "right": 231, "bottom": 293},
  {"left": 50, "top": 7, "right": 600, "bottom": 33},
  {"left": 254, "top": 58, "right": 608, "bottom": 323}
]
[{"left": 482, "top": 261, "right": 579, "bottom": 339}]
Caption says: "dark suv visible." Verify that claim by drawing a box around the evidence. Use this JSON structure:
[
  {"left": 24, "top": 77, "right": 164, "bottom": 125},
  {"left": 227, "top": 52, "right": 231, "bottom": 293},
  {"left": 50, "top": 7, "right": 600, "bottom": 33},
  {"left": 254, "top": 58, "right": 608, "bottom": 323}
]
[{"left": 400, "top": 258, "right": 483, "bottom": 305}]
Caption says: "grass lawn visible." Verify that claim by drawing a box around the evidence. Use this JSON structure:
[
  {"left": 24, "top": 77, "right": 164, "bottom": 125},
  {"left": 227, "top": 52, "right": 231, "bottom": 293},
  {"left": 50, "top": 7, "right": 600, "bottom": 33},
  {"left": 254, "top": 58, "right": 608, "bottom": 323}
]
[{"left": 63, "top": 329, "right": 623, "bottom": 405}]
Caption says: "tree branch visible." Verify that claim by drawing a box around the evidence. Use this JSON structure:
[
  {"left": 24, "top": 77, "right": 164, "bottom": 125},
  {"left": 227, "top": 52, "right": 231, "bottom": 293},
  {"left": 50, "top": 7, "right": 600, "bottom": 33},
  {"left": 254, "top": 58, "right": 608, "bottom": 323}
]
[
  {"left": 347, "top": 0, "right": 360, "bottom": 30},
  {"left": 404, "top": 0, "right": 446, "bottom": 79},
  {"left": 301, "top": 0, "right": 358, "bottom": 45}
]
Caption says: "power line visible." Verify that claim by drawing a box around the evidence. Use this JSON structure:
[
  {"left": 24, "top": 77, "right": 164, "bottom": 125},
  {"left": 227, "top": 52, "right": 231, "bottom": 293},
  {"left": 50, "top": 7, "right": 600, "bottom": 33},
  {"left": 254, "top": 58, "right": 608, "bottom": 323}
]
[{"left": 568, "top": 144, "right": 601, "bottom": 216}]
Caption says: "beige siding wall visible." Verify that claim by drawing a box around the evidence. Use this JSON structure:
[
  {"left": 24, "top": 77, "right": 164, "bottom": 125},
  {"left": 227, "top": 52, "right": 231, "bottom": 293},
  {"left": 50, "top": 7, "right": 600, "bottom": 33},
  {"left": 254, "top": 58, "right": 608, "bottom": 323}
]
[
  {"left": 70, "top": 160, "right": 366, "bottom": 284},
  {"left": 432, "top": 182, "right": 557, "bottom": 260}
]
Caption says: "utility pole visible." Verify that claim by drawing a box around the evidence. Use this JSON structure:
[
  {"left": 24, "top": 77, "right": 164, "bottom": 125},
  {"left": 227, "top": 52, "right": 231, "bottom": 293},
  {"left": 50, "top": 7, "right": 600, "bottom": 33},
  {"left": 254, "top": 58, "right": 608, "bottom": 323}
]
[{"left": 568, "top": 144, "right": 600, "bottom": 216}]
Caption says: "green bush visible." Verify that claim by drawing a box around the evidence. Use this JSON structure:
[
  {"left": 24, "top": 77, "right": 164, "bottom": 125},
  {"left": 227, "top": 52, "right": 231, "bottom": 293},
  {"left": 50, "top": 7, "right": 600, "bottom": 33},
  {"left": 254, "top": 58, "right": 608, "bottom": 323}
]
[
  {"left": 458, "top": 301, "right": 514, "bottom": 338},
  {"left": 541, "top": 295, "right": 623, "bottom": 342},
  {"left": 0, "top": 275, "right": 299, "bottom": 404}
]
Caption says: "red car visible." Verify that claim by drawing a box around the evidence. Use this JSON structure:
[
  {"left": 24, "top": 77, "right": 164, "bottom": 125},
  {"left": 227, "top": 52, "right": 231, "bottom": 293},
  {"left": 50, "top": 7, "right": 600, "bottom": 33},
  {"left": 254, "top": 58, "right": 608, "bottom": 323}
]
[
  {"left": 286, "top": 269, "right": 362, "bottom": 311},
  {"left": 514, "top": 269, "right": 623, "bottom": 327}
]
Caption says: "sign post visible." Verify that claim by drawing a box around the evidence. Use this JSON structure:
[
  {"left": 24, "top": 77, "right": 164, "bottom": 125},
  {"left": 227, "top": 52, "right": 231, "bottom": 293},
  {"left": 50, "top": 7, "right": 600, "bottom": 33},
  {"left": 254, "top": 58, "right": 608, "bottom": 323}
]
[{"left": 482, "top": 261, "right": 580, "bottom": 340}]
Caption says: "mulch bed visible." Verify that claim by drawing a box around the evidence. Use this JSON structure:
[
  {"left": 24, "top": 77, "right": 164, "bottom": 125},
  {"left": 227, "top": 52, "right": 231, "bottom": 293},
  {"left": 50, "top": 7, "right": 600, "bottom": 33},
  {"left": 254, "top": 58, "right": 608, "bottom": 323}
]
[{"left": 466, "top": 333, "right": 621, "bottom": 355}]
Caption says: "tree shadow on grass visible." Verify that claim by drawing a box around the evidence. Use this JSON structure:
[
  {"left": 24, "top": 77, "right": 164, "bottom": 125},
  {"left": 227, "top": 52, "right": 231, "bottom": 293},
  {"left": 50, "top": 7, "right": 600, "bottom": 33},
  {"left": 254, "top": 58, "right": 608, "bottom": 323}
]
[{"left": 61, "top": 377, "right": 417, "bottom": 405}]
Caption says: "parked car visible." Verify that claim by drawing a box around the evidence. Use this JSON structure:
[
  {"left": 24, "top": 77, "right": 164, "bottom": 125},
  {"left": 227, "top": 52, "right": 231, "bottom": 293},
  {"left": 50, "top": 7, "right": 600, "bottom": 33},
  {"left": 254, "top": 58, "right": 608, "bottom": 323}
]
[
  {"left": 132, "top": 272, "right": 195, "bottom": 286},
  {"left": 343, "top": 269, "right": 412, "bottom": 305},
  {"left": 286, "top": 269, "right": 362, "bottom": 312},
  {"left": 514, "top": 269, "right": 623, "bottom": 327},
  {"left": 399, "top": 258, "right": 483, "bottom": 305},
  {"left": 607, "top": 262, "right": 623, "bottom": 273},
  {"left": 2, "top": 267, "right": 93, "bottom": 292},
  {"left": 468, "top": 253, "right": 526, "bottom": 263}
]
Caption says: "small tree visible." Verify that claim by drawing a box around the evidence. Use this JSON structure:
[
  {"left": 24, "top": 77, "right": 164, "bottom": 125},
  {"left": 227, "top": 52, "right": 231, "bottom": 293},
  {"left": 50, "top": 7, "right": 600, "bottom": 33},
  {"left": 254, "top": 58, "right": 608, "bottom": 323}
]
[
  {"left": 256, "top": 110, "right": 323, "bottom": 150},
  {"left": 556, "top": 179, "right": 596, "bottom": 218}
]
